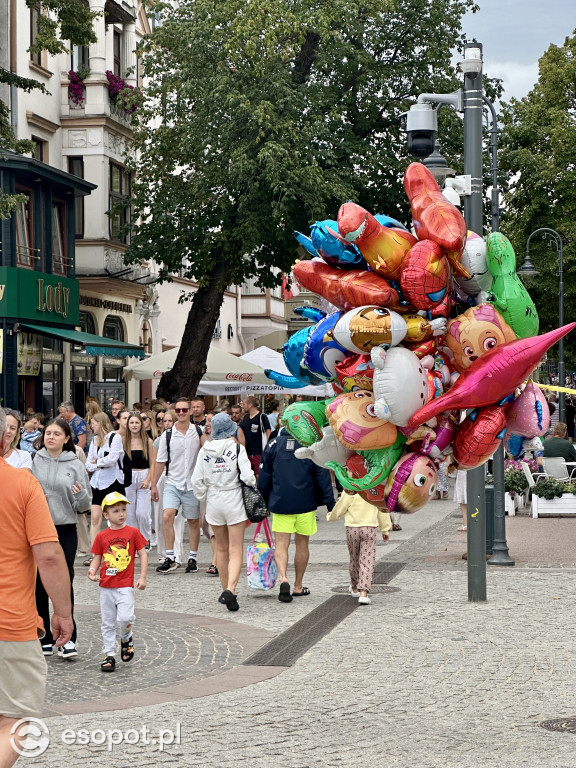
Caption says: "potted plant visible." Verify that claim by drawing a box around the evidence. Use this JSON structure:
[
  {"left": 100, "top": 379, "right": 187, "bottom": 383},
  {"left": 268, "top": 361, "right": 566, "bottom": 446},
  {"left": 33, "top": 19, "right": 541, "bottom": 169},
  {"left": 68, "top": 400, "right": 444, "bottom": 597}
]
[
  {"left": 504, "top": 467, "right": 529, "bottom": 515},
  {"left": 68, "top": 68, "right": 89, "bottom": 107},
  {"left": 531, "top": 478, "right": 576, "bottom": 517},
  {"left": 105, "top": 71, "right": 137, "bottom": 114}
]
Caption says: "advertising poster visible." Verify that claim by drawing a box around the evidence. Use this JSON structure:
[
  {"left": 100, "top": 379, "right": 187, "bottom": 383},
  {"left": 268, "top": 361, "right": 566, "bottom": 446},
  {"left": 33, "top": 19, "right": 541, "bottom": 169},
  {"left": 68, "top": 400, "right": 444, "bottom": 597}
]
[{"left": 17, "top": 332, "right": 42, "bottom": 377}]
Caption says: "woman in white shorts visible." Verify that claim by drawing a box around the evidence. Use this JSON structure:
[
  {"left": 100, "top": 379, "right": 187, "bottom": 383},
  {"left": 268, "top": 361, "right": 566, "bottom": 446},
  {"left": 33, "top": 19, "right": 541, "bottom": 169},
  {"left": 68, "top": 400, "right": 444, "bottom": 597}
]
[{"left": 191, "top": 412, "right": 255, "bottom": 612}]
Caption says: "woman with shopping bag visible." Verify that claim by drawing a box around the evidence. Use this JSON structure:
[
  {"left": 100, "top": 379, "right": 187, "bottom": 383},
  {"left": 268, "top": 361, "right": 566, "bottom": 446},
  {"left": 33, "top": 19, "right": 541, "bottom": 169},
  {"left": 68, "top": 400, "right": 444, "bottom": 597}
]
[{"left": 191, "top": 412, "right": 256, "bottom": 612}]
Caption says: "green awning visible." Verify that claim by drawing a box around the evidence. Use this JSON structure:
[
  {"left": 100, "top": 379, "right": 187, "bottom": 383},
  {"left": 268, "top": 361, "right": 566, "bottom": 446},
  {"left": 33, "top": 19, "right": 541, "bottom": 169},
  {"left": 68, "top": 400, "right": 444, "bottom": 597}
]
[{"left": 19, "top": 323, "right": 145, "bottom": 359}]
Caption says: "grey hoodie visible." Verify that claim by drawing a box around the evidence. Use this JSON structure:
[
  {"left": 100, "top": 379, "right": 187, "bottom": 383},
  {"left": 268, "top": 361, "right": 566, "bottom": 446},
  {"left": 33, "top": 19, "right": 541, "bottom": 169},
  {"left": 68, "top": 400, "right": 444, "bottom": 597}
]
[{"left": 32, "top": 448, "right": 93, "bottom": 525}]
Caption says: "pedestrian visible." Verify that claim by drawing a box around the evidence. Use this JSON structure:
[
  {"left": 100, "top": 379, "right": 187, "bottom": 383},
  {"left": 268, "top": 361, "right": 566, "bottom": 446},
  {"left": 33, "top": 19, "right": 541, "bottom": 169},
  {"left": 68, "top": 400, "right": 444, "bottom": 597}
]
[
  {"left": 151, "top": 398, "right": 202, "bottom": 574},
  {"left": 19, "top": 414, "right": 42, "bottom": 454},
  {"left": 266, "top": 400, "right": 281, "bottom": 431},
  {"left": 542, "top": 422, "right": 576, "bottom": 462},
  {"left": 123, "top": 412, "right": 154, "bottom": 542},
  {"left": 58, "top": 400, "right": 88, "bottom": 451},
  {"left": 85, "top": 412, "right": 126, "bottom": 553},
  {"left": 141, "top": 410, "right": 157, "bottom": 440},
  {"left": 88, "top": 492, "right": 148, "bottom": 673},
  {"left": 200, "top": 412, "right": 215, "bottom": 445},
  {"left": 239, "top": 396, "right": 271, "bottom": 476},
  {"left": 1, "top": 408, "right": 32, "bottom": 470},
  {"left": 109, "top": 400, "right": 125, "bottom": 428},
  {"left": 191, "top": 397, "right": 207, "bottom": 428},
  {"left": 32, "top": 418, "right": 92, "bottom": 660},
  {"left": 258, "top": 428, "right": 335, "bottom": 602},
  {"left": 454, "top": 468, "right": 468, "bottom": 531},
  {"left": 152, "top": 410, "right": 185, "bottom": 564},
  {"left": 434, "top": 459, "right": 450, "bottom": 499},
  {"left": 192, "top": 412, "right": 255, "bottom": 611},
  {"left": 327, "top": 489, "right": 391, "bottom": 605},
  {"left": 0, "top": 408, "right": 73, "bottom": 765}
]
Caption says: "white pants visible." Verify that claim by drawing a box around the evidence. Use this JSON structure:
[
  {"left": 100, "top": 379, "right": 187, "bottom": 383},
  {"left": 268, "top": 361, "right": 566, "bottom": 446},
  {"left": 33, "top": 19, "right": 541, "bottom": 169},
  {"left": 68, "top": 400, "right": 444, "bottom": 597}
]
[
  {"left": 99, "top": 587, "right": 135, "bottom": 657},
  {"left": 153, "top": 472, "right": 185, "bottom": 563},
  {"left": 125, "top": 469, "right": 152, "bottom": 541}
]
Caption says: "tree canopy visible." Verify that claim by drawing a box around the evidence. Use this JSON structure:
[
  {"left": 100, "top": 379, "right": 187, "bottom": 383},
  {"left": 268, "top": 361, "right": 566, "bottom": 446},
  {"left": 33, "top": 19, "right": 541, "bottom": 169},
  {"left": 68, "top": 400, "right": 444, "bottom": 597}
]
[
  {"left": 127, "top": 0, "right": 478, "bottom": 398},
  {"left": 499, "top": 30, "right": 576, "bottom": 368}
]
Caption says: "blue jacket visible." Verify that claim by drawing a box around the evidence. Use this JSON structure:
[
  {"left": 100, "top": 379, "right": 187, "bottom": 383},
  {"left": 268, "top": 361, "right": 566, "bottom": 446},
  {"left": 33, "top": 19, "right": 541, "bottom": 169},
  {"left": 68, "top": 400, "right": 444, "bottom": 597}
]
[{"left": 258, "top": 430, "right": 335, "bottom": 515}]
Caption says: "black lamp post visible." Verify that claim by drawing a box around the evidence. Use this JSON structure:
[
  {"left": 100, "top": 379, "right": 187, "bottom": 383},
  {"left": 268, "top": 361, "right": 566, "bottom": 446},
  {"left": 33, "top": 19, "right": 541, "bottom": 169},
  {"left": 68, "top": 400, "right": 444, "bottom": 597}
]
[{"left": 519, "top": 229, "right": 563, "bottom": 420}]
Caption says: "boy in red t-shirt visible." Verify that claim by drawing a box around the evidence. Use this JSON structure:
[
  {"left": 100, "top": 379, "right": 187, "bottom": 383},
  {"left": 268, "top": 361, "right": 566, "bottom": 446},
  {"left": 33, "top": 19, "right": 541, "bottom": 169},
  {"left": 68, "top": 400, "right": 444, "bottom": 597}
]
[{"left": 88, "top": 492, "right": 148, "bottom": 672}]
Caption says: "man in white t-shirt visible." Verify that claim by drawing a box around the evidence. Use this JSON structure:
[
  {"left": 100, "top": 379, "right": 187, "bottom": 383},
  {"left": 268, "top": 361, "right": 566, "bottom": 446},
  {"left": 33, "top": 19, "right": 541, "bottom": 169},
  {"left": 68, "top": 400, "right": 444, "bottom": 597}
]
[{"left": 151, "top": 399, "right": 202, "bottom": 574}]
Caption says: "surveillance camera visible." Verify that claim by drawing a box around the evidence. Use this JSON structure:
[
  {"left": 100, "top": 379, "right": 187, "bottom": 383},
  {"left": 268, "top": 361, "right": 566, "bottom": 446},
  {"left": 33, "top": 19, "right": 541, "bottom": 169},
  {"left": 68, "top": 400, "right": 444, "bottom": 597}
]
[{"left": 405, "top": 103, "right": 438, "bottom": 159}]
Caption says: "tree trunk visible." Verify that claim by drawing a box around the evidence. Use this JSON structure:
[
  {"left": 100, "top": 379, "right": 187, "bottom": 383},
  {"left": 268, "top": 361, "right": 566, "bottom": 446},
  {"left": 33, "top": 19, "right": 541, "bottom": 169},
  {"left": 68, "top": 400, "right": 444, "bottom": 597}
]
[{"left": 156, "top": 260, "right": 233, "bottom": 401}]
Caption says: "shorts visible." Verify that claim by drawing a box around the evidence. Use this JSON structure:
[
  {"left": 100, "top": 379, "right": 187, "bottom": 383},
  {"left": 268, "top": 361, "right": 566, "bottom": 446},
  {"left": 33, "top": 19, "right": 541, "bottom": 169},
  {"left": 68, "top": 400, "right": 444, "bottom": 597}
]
[
  {"left": 91, "top": 480, "right": 125, "bottom": 506},
  {"left": 163, "top": 484, "right": 200, "bottom": 520},
  {"left": 0, "top": 640, "right": 47, "bottom": 718},
  {"left": 248, "top": 454, "right": 262, "bottom": 476},
  {"left": 272, "top": 510, "right": 317, "bottom": 536},
  {"left": 205, "top": 489, "right": 248, "bottom": 527}
]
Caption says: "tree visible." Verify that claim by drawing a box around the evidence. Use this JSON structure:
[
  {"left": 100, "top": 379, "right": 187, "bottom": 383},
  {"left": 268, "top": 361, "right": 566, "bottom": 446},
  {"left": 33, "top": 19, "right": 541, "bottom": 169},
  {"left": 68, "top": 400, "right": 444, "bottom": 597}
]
[
  {"left": 0, "top": 0, "right": 97, "bottom": 217},
  {"left": 126, "top": 0, "right": 478, "bottom": 399},
  {"left": 499, "top": 31, "right": 576, "bottom": 368}
]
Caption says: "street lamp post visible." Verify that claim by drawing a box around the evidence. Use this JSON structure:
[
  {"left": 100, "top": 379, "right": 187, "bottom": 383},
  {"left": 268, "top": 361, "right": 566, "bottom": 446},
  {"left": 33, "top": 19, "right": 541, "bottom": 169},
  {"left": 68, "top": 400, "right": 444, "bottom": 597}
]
[{"left": 520, "top": 229, "right": 564, "bottom": 420}]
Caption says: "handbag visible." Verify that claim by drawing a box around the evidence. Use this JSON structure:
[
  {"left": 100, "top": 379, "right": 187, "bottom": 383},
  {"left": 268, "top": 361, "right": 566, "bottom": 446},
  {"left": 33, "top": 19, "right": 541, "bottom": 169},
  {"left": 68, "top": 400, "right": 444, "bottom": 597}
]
[
  {"left": 236, "top": 445, "right": 268, "bottom": 523},
  {"left": 246, "top": 517, "right": 277, "bottom": 591}
]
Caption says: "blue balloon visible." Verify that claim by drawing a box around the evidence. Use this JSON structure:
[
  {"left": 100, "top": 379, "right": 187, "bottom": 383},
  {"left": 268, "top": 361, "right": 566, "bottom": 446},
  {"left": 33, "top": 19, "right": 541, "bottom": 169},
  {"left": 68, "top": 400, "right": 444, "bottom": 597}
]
[
  {"left": 293, "top": 231, "right": 318, "bottom": 257},
  {"left": 309, "top": 220, "right": 367, "bottom": 269},
  {"left": 293, "top": 306, "right": 326, "bottom": 323},
  {"left": 303, "top": 312, "right": 348, "bottom": 382},
  {"left": 265, "top": 327, "right": 324, "bottom": 388},
  {"left": 375, "top": 213, "right": 409, "bottom": 231}
]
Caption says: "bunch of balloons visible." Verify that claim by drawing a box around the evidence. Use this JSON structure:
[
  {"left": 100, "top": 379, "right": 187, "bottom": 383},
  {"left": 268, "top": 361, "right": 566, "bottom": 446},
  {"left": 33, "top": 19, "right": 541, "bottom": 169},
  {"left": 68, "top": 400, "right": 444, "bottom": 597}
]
[{"left": 268, "top": 162, "right": 575, "bottom": 516}]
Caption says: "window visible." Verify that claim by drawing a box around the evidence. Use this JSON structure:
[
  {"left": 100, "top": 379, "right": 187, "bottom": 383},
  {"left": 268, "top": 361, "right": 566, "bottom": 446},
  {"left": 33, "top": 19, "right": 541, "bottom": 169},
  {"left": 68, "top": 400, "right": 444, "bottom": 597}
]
[
  {"left": 15, "top": 194, "right": 34, "bottom": 268},
  {"left": 108, "top": 162, "right": 131, "bottom": 244},
  {"left": 113, "top": 30, "right": 122, "bottom": 77},
  {"left": 140, "top": 320, "right": 152, "bottom": 354},
  {"left": 103, "top": 315, "right": 125, "bottom": 342},
  {"left": 30, "top": 5, "right": 41, "bottom": 66},
  {"left": 68, "top": 157, "right": 84, "bottom": 238},
  {"left": 51, "top": 202, "right": 66, "bottom": 274},
  {"left": 71, "top": 44, "right": 89, "bottom": 72},
  {"left": 80, "top": 311, "right": 96, "bottom": 336},
  {"left": 32, "top": 137, "right": 47, "bottom": 162}
]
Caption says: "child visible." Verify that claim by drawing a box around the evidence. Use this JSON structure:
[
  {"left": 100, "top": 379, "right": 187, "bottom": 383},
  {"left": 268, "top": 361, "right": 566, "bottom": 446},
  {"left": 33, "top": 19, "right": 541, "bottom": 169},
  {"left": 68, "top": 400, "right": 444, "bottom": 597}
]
[
  {"left": 327, "top": 489, "right": 390, "bottom": 605},
  {"left": 20, "top": 416, "right": 42, "bottom": 453},
  {"left": 88, "top": 492, "right": 148, "bottom": 672}
]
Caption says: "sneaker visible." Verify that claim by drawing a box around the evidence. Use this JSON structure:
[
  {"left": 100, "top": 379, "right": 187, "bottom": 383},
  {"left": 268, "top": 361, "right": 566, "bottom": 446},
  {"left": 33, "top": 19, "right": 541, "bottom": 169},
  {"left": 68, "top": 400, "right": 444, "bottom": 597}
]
[
  {"left": 348, "top": 585, "right": 359, "bottom": 596},
  {"left": 156, "top": 557, "right": 178, "bottom": 574},
  {"left": 358, "top": 595, "right": 371, "bottom": 605},
  {"left": 58, "top": 641, "right": 78, "bottom": 659},
  {"left": 185, "top": 557, "right": 198, "bottom": 574},
  {"left": 41, "top": 644, "right": 53, "bottom": 656}
]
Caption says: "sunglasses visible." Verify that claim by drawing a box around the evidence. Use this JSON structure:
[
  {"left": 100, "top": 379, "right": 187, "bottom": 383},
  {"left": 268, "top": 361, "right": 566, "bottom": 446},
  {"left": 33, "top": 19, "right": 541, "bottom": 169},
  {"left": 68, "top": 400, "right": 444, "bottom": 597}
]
[
  {"left": 175, "top": 408, "right": 189, "bottom": 414},
  {"left": 156, "top": 416, "right": 164, "bottom": 422},
  {"left": 140, "top": 414, "right": 149, "bottom": 421}
]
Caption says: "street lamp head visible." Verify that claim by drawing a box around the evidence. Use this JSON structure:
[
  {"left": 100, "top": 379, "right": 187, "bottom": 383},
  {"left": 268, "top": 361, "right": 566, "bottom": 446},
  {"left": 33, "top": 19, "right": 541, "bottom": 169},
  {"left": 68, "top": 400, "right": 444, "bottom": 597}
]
[
  {"left": 518, "top": 255, "right": 539, "bottom": 286},
  {"left": 422, "top": 141, "right": 456, "bottom": 183},
  {"left": 460, "top": 42, "right": 483, "bottom": 77}
]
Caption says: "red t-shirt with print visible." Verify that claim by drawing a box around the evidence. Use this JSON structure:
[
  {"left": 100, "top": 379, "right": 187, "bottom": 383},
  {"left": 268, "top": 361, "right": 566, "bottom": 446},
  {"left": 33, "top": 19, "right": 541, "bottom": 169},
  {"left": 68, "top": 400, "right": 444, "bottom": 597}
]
[{"left": 91, "top": 525, "right": 147, "bottom": 588}]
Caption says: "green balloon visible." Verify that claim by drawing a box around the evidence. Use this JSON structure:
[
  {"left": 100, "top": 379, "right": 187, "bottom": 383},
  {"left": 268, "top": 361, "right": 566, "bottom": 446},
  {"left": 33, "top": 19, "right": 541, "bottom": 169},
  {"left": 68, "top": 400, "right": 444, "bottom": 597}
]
[
  {"left": 326, "top": 433, "right": 407, "bottom": 492},
  {"left": 280, "top": 399, "right": 332, "bottom": 446},
  {"left": 486, "top": 232, "right": 539, "bottom": 339}
]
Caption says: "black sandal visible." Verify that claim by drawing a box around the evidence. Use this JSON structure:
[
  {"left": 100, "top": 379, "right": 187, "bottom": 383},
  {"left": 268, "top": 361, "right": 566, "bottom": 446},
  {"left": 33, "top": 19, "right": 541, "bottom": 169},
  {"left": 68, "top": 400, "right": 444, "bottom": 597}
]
[
  {"left": 101, "top": 655, "right": 115, "bottom": 672},
  {"left": 121, "top": 637, "right": 134, "bottom": 662}
]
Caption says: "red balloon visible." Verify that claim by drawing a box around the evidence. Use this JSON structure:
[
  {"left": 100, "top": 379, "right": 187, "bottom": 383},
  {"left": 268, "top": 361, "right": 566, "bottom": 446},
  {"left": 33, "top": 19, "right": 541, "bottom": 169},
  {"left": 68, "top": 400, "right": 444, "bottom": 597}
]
[
  {"left": 453, "top": 405, "right": 507, "bottom": 469},
  {"left": 400, "top": 240, "right": 449, "bottom": 310}
]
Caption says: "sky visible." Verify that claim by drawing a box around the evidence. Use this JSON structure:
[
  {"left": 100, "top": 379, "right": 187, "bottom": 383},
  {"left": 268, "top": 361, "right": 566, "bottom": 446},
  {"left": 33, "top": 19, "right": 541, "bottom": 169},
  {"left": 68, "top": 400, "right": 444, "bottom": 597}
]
[{"left": 460, "top": 0, "right": 576, "bottom": 102}]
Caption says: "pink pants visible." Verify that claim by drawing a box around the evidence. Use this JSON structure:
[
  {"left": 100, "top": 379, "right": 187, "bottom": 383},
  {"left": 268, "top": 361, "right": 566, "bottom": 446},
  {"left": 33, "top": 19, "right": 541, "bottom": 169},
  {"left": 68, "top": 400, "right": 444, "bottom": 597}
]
[{"left": 346, "top": 526, "right": 377, "bottom": 593}]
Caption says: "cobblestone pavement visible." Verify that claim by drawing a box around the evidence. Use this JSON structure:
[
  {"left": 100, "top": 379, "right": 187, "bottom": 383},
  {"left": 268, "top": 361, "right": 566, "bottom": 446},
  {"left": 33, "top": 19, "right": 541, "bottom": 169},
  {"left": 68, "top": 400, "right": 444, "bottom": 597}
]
[{"left": 28, "top": 496, "right": 576, "bottom": 767}]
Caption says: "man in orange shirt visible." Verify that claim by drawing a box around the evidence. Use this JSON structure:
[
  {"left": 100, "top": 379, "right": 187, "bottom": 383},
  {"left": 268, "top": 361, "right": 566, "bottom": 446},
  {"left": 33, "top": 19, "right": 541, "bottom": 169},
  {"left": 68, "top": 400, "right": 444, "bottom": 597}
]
[{"left": 0, "top": 408, "right": 73, "bottom": 767}]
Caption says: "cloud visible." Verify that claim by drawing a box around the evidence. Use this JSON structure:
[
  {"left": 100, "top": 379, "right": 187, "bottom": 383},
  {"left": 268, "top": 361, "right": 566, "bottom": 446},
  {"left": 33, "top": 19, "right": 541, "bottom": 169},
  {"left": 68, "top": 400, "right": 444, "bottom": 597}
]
[{"left": 485, "top": 60, "right": 539, "bottom": 102}]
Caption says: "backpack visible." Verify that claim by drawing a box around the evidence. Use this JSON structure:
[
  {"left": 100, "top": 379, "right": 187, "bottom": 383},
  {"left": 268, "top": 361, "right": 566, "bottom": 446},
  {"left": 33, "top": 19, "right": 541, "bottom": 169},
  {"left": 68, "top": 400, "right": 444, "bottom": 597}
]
[
  {"left": 107, "top": 433, "right": 132, "bottom": 488},
  {"left": 165, "top": 424, "right": 202, "bottom": 477}
]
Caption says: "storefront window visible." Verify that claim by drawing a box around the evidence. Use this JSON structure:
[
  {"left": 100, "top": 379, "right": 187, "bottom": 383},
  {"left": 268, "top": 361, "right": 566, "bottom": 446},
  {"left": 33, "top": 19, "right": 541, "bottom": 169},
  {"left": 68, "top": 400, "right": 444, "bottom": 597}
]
[
  {"left": 51, "top": 202, "right": 66, "bottom": 275},
  {"left": 108, "top": 162, "right": 131, "bottom": 244},
  {"left": 103, "top": 315, "right": 125, "bottom": 382},
  {"left": 42, "top": 363, "right": 62, "bottom": 419},
  {"left": 15, "top": 194, "right": 35, "bottom": 269}
]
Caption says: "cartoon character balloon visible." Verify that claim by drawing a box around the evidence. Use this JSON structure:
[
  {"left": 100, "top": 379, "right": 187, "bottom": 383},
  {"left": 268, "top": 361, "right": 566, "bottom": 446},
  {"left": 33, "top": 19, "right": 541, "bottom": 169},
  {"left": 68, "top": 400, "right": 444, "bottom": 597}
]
[
  {"left": 326, "top": 433, "right": 407, "bottom": 492},
  {"left": 294, "top": 426, "right": 354, "bottom": 468},
  {"left": 326, "top": 390, "right": 398, "bottom": 450},
  {"left": 302, "top": 311, "right": 348, "bottom": 382},
  {"left": 400, "top": 240, "right": 449, "bottom": 310},
  {"left": 371, "top": 346, "right": 431, "bottom": 426},
  {"left": 505, "top": 382, "right": 550, "bottom": 437},
  {"left": 281, "top": 399, "right": 331, "bottom": 445},
  {"left": 455, "top": 231, "right": 492, "bottom": 297},
  {"left": 335, "top": 353, "right": 375, "bottom": 392},
  {"left": 384, "top": 453, "right": 438, "bottom": 513},
  {"left": 445, "top": 303, "right": 516, "bottom": 374},
  {"left": 452, "top": 404, "right": 507, "bottom": 469}
]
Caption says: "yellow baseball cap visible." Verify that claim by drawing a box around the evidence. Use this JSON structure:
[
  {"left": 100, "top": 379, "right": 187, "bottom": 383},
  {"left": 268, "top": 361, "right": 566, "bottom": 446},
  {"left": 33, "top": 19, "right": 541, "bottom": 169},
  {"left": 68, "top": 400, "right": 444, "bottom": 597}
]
[{"left": 101, "top": 491, "right": 130, "bottom": 510}]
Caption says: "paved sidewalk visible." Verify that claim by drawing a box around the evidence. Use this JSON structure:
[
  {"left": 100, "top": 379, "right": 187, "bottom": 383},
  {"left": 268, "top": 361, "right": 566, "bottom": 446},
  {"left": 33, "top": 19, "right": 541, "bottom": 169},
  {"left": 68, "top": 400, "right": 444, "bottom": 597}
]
[{"left": 28, "top": 496, "right": 576, "bottom": 767}]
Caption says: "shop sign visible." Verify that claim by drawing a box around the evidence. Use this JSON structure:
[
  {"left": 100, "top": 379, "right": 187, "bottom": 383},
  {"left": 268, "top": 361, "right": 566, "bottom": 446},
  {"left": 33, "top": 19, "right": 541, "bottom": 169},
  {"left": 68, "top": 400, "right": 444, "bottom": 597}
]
[
  {"left": 43, "top": 350, "right": 64, "bottom": 363},
  {"left": 0, "top": 267, "right": 79, "bottom": 326},
  {"left": 17, "top": 332, "right": 42, "bottom": 376},
  {"left": 103, "top": 356, "right": 125, "bottom": 367},
  {"left": 71, "top": 353, "right": 96, "bottom": 365}
]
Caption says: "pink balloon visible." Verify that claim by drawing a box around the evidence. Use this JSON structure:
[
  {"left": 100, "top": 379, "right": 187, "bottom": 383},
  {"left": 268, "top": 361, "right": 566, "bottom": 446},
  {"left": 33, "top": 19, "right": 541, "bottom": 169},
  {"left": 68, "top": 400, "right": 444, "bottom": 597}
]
[{"left": 505, "top": 382, "right": 550, "bottom": 437}]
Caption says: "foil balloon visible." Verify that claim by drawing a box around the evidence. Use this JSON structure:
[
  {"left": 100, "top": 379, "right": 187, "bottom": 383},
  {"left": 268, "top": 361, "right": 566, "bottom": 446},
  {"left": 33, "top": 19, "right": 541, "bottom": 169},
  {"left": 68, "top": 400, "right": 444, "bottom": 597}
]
[
  {"left": 384, "top": 453, "right": 438, "bottom": 513},
  {"left": 406, "top": 415, "right": 456, "bottom": 460},
  {"left": 445, "top": 303, "right": 516, "bottom": 374},
  {"left": 293, "top": 259, "right": 403, "bottom": 312},
  {"left": 335, "top": 353, "right": 375, "bottom": 392},
  {"left": 375, "top": 213, "right": 409, "bottom": 231},
  {"left": 505, "top": 382, "right": 550, "bottom": 437},
  {"left": 486, "top": 232, "right": 539, "bottom": 339},
  {"left": 308, "top": 220, "right": 367, "bottom": 269},
  {"left": 403, "top": 163, "right": 469, "bottom": 278},
  {"left": 336, "top": 202, "right": 417, "bottom": 281},
  {"left": 294, "top": 426, "right": 353, "bottom": 468},
  {"left": 400, "top": 240, "right": 449, "bottom": 310},
  {"left": 455, "top": 231, "right": 492, "bottom": 297},
  {"left": 452, "top": 405, "right": 507, "bottom": 469},
  {"left": 326, "top": 390, "right": 398, "bottom": 450},
  {"left": 332, "top": 306, "right": 407, "bottom": 354},
  {"left": 326, "top": 433, "right": 407, "bottom": 492},
  {"left": 407, "top": 323, "right": 576, "bottom": 429},
  {"left": 281, "top": 399, "right": 332, "bottom": 445},
  {"left": 405, "top": 314, "right": 447, "bottom": 343},
  {"left": 265, "top": 324, "right": 325, "bottom": 388},
  {"left": 293, "top": 230, "right": 319, "bottom": 258},
  {"left": 348, "top": 454, "right": 387, "bottom": 509},
  {"left": 371, "top": 346, "right": 431, "bottom": 427},
  {"left": 302, "top": 311, "right": 348, "bottom": 382}
]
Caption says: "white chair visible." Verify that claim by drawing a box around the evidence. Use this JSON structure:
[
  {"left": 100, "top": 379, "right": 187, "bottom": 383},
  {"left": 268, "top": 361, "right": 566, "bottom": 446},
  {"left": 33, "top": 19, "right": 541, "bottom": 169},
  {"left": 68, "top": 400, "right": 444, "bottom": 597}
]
[
  {"left": 542, "top": 457, "right": 576, "bottom": 481},
  {"left": 522, "top": 461, "right": 546, "bottom": 517}
]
